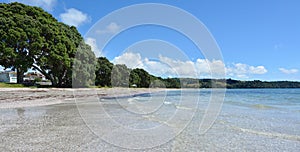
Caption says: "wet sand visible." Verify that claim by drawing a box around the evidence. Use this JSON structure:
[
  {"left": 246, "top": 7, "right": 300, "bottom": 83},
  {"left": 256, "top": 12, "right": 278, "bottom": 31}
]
[
  {"left": 0, "top": 88, "right": 299, "bottom": 151},
  {"left": 0, "top": 88, "right": 174, "bottom": 151}
]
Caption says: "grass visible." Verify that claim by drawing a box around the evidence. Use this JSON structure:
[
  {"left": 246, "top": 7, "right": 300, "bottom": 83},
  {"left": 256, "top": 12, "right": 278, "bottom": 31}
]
[{"left": 0, "top": 82, "right": 36, "bottom": 88}]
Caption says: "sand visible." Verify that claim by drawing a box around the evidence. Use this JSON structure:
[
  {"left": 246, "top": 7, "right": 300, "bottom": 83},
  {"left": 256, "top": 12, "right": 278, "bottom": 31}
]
[
  {"left": 0, "top": 88, "right": 164, "bottom": 109},
  {"left": 0, "top": 87, "right": 175, "bottom": 151}
]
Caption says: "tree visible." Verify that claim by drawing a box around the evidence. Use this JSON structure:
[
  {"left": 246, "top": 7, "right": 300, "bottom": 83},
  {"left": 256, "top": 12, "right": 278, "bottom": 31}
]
[
  {"left": 129, "top": 70, "right": 141, "bottom": 87},
  {"left": 95, "top": 57, "right": 113, "bottom": 87},
  {"left": 129, "top": 68, "right": 151, "bottom": 88},
  {"left": 163, "top": 78, "right": 181, "bottom": 88},
  {"left": 0, "top": 2, "right": 45, "bottom": 83},
  {"left": 32, "top": 23, "right": 88, "bottom": 87},
  {"left": 111, "top": 64, "right": 130, "bottom": 87},
  {"left": 0, "top": 2, "right": 95, "bottom": 87},
  {"left": 72, "top": 42, "right": 96, "bottom": 88}
]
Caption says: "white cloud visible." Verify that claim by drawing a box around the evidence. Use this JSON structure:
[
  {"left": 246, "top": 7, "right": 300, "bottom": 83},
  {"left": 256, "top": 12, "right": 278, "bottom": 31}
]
[
  {"left": 113, "top": 52, "right": 144, "bottom": 69},
  {"left": 195, "top": 59, "right": 226, "bottom": 76},
  {"left": 249, "top": 66, "right": 267, "bottom": 74},
  {"left": 60, "top": 8, "right": 89, "bottom": 27},
  {"left": 143, "top": 58, "right": 174, "bottom": 77},
  {"left": 9, "top": 0, "right": 57, "bottom": 11},
  {"left": 96, "top": 22, "right": 121, "bottom": 35},
  {"left": 156, "top": 57, "right": 226, "bottom": 78},
  {"left": 279, "top": 68, "right": 298, "bottom": 74},
  {"left": 226, "top": 63, "right": 267, "bottom": 78},
  {"left": 112, "top": 53, "right": 225, "bottom": 78},
  {"left": 159, "top": 55, "right": 197, "bottom": 77},
  {"left": 85, "top": 37, "right": 102, "bottom": 57},
  {"left": 112, "top": 53, "right": 268, "bottom": 79}
]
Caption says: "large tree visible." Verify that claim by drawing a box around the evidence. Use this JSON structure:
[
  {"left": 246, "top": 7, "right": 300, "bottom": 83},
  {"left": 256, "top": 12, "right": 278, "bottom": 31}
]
[
  {"left": 31, "top": 23, "right": 95, "bottom": 87},
  {"left": 0, "top": 2, "right": 45, "bottom": 83},
  {"left": 0, "top": 2, "right": 95, "bottom": 87}
]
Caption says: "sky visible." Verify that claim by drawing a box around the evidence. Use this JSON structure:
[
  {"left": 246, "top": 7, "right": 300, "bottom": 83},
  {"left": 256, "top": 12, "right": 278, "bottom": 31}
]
[{"left": 1, "top": 0, "right": 300, "bottom": 81}]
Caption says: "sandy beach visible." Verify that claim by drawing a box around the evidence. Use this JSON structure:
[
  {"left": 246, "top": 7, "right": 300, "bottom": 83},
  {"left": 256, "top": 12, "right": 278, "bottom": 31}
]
[
  {"left": 0, "top": 88, "right": 164, "bottom": 109},
  {"left": 0, "top": 87, "right": 177, "bottom": 151}
]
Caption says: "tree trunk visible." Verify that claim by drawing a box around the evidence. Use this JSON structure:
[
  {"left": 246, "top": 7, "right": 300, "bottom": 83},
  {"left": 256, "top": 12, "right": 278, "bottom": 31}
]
[
  {"left": 32, "top": 65, "right": 56, "bottom": 87},
  {"left": 48, "top": 76, "right": 56, "bottom": 87},
  {"left": 16, "top": 68, "right": 24, "bottom": 84}
]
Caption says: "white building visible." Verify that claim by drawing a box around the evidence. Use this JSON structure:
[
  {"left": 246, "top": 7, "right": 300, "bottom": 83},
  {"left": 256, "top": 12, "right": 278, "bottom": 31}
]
[
  {"left": 23, "top": 71, "right": 46, "bottom": 81},
  {"left": 0, "top": 71, "right": 17, "bottom": 83}
]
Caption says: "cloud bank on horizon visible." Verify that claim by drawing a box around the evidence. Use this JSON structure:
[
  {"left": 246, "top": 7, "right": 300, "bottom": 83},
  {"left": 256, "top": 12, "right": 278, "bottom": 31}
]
[{"left": 113, "top": 52, "right": 268, "bottom": 79}]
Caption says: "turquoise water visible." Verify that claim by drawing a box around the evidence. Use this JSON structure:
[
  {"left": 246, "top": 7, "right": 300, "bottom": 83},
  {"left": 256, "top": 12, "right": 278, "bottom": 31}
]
[
  {"left": 222, "top": 89, "right": 300, "bottom": 139},
  {"left": 101, "top": 89, "right": 300, "bottom": 150}
]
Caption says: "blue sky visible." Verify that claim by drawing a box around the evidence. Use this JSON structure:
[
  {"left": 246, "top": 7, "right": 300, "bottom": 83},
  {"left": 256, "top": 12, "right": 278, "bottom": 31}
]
[{"left": 2, "top": 0, "right": 300, "bottom": 81}]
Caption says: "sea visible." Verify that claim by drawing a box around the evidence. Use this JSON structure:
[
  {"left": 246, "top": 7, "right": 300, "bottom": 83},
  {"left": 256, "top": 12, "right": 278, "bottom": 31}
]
[
  {"left": 1, "top": 89, "right": 300, "bottom": 151},
  {"left": 92, "top": 88, "right": 300, "bottom": 151}
]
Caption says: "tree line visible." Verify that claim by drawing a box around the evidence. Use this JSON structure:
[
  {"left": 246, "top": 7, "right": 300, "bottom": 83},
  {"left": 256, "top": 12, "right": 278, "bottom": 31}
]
[
  {"left": 1, "top": 2, "right": 300, "bottom": 88},
  {"left": 95, "top": 57, "right": 300, "bottom": 88},
  {"left": 167, "top": 78, "right": 300, "bottom": 88}
]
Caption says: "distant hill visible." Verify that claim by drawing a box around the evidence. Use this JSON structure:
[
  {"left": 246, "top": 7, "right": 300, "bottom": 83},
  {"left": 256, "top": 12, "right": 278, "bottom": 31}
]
[{"left": 168, "top": 78, "right": 300, "bottom": 89}]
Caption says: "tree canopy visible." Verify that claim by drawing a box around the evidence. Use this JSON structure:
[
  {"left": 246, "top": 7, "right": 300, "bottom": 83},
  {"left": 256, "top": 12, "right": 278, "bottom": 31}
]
[
  {"left": 0, "top": 2, "right": 95, "bottom": 87},
  {"left": 95, "top": 57, "right": 113, "bottom": 87},
  {"left": 129, "top": 68, "right": 151, "bottom": 88}
]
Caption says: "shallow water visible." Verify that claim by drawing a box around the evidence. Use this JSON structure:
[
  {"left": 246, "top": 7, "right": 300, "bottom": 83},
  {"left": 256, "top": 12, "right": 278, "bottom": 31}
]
[{"left": 0, "top": 89, "right": 300, "bottom": 151}]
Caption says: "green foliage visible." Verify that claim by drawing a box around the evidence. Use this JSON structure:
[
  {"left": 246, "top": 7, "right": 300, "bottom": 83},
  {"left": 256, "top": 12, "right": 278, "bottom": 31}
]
[
  {"left": 95, "top": 57, "right": 113, "bottom": 87},
  {"left": 129, "top": 68, "right": 151, "bottom": 88},
  {"left": 0, "top": 2, "right": 47, "bottom": 83},
  {"left": 0, "top": 2, "right": 95, "bottom": 87},
  {"left": 0, "top": 82, "right": 28, "bottom": 88},
  {"left": 129, "top": 70, "right": 141, "bottom": 87},
  {"left": 72, "top": 42, "right": 96, "bottom": 88},
  {"left": 32, "top": 23, "right": 87, "bottom": 87},
  {"left": 111, "top": 64, "right": 130, "bottom": 87},
  {"left": 163, "top": 78, "right": 181, "bottom": 88},
  {"left": 225, "top": 79, "right": 300, "bottom": 88},
  {"left": 149, "top": 79, "right": 166, "bottom": 88}
]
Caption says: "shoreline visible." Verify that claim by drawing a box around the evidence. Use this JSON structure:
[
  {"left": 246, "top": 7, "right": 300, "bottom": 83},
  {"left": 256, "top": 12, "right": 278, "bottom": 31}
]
[{"left": 0, "top": 88, "right": 165, "bottom": 109}]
